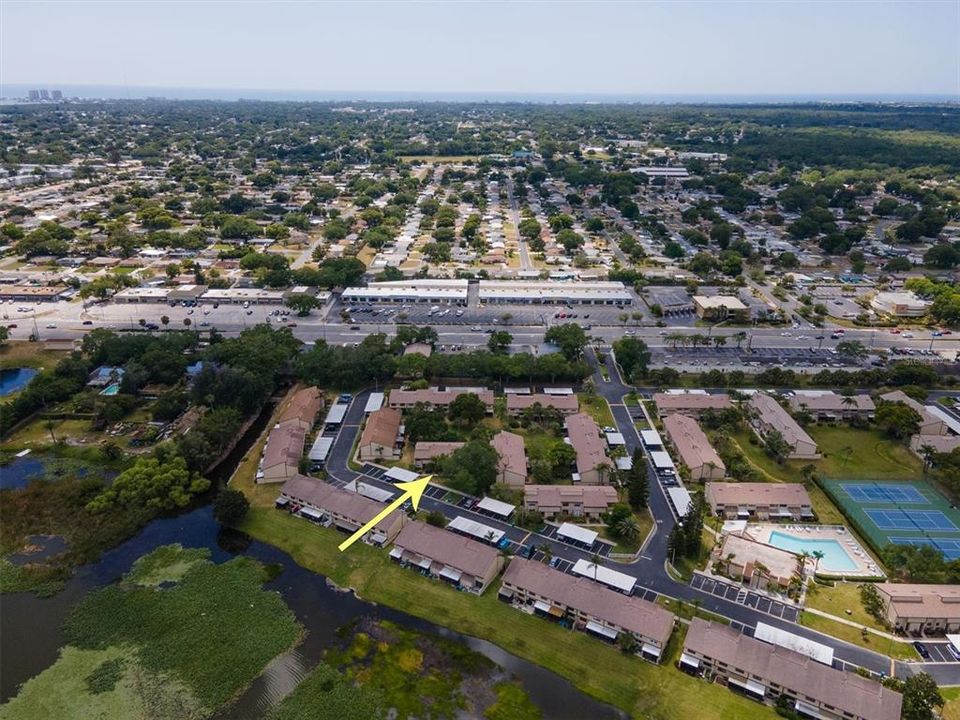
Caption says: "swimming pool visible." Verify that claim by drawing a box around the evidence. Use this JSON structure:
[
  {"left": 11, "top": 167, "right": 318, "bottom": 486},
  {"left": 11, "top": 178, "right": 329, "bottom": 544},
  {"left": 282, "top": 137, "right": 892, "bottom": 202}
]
[
  {"left": 767, "top": 531, "right": 858, "bottom": 573},
  {"left": 100, "top": 383, "right": 120, "bottom": 396}
]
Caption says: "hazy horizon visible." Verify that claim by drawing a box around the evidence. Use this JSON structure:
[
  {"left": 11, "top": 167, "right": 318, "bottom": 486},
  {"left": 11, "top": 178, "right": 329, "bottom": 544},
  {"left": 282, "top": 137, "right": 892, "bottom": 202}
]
[{"left": 2, "top": 1, "right": 958, "bottom": 99}]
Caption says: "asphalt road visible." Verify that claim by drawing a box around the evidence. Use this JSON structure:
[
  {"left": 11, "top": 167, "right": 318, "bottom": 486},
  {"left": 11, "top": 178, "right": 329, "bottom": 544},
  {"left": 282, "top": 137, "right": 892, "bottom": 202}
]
[{"left": 308, "top": 357, "right": 960, "bottom": 685}]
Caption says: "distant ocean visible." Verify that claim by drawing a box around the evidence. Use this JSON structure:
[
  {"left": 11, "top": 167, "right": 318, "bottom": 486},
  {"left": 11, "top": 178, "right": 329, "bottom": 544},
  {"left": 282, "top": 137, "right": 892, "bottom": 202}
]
[{"left": 1, "top": 84, "right": 957, "bottom": 105}]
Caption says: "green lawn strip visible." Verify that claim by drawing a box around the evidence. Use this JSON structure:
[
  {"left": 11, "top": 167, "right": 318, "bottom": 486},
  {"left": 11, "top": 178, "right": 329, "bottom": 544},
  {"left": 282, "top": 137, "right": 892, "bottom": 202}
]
[
  {"left": 732, "top": 426, "right": 922, "bottom": 483},
  {"left": 942, "top": 687, "right": 960, "bottom": 720},
  {"left": 798, "top": 611, "right": 917, "bottom": 662},
  {"left": 600, "top": 507, "right": 654, "bottom": 555},
  {"left": 62, "top": 544, "right": 302, "bottom": 711},
  {"left": 729, "top": 430, "right": 865, "bottom": 526},
  {"left": 0, "top": 644, "right": 204, "bottom": 720},
  {"left": 239, "top": 508, "right": 775, "bottom": 720},
  {"left": 804, "top": 581, "right": 885, "bottom": 630},
  {"left": 0, "top": 344, "right": 69, "bottom": 370},
  {"left": 576, "top": 393, "right": 615, "bottom": 428}
]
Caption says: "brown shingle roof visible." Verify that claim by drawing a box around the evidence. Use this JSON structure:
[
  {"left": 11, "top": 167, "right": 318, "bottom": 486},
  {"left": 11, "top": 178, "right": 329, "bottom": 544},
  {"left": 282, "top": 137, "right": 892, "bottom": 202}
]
[
  {"left": 653, "top": 392, "right": 732, "bottom": 414},
  {"left": 564, "top": 413, "right": 612, "bottom": 476},
  {"left": 684, "top": 619, "right": 901, "bottom": 720},
  {"left": 413, "top": 441, "right": 465, "bottom": 463},
  {"left": 503, "top": 557, "right": 674, "bottom": 645},
  {"left": 788, "top": 392, "right": 875, "bottom": 413},
  {"left": 278, "top": 386, "right": 323, "bottom": 426},
  {"left": 262, "top": 422, "right": 306, "bottom": 469},
  {"left": 662, "top": 413, "right": 725, "bottom": 474},
  {"left": 393, "top": 521, "right": 500, "bottom": 578},
  {"left": 491, "top": 430, "right": 527, "bottom": 477},
  {"left": 748, "top": 393, "right": 817, "bottom": 452},
  {"left": 524, "top": 484, "right": 618, "bottom": 512},
  {"left": 705, "top": 482, "right": 811, "bottom": 509},
  {"left": 876, "top": 583, "right": 960, "bottom": 621},
  {"left": 506, "top": 393, "right": 579, "bottom": 413},
  {"left": 390, "top": 388, "right": 494, "bottom": 409},
  {"left": 359, "top": 407, "right": 402, "bottom": 448},
  {"left": 280, "top": 474, "right": 399, "bottom": 535}
]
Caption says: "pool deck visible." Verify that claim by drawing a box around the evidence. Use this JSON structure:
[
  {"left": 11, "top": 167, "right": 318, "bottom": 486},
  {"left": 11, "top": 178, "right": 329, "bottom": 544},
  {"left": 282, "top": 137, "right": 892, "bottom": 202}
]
[{"left": 747, "top": 523, "right": 885, "bottom": 579}]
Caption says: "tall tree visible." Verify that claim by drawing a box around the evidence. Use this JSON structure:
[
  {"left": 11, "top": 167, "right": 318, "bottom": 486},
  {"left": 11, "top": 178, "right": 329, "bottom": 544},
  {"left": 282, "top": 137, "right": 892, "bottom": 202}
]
[{"left": 627, "top": 448, "right": 649, "bottom": 509}]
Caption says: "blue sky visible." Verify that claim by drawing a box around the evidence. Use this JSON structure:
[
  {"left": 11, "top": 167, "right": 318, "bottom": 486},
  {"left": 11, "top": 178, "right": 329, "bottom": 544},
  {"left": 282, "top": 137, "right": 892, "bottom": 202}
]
[{"left": 1, "top": 1, "right": 957, "bottom": 98}]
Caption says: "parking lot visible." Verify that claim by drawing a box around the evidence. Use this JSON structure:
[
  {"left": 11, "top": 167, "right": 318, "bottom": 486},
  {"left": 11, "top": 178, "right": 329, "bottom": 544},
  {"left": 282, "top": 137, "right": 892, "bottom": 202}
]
[
  {"left": 690, "top": 573, "right": 800, "bottom": 622},
  {"left": 918, "top": 642, "right": 960, "bottom": 663},
  {"left": 655, "top": 345, "right": 863, "bottom": 369},
  {"left": 334, "top": 298, "right": 638, "bottom": 328}
]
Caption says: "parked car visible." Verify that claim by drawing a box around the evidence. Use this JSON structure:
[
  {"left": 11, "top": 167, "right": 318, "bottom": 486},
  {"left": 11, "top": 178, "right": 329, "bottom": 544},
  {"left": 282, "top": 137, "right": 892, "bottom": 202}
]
[
  {"left": 914, "top": 642, "right": 930, "bottom": 660},
  {"left": 82, "top": 320, "right": 93, "bottom": 325}
]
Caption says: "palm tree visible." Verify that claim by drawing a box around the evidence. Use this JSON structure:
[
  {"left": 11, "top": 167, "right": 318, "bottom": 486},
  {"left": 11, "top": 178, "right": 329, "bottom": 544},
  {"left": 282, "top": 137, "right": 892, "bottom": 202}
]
[
  {"left": 631, "top": 312, "right": 643, "bottom": 327},
  {"left": 44, "top": 419, "right": 58, "bottom": 444},
  {"left": 724, "top": 552, "right": 736, "bottom": 575},
  {"left": 919, "top": 444, "right": 938, "bottom": 475},
  {"left": 619, "top": 313, "right": 629, "bottom": 326},
  {"left": 160, "top": 315, "right": 170, "bottom": 327},
  {"left": 841, "top": 394, "right": 857, "bottom": 418},
  {"left": 811, "top": 550, "right": 825, "bottom": 577},
  {"left": 665, "top": 332, "right": 685, "bottom": 349},
  {"left": 796, "top": 550, "right": 811, "bottom": 579},
  {"left": 537, "top": 543, "right": 552, "bottom": 563},
  {"left": 733, "top": 331, "right": 748, "bottom": 349},
  {"left": 713, "top": 335, "right": 727, "bottom": 349},
  {"left": 613, "top": 515, "right": 640, "bottom": 544},
  {"left": 591, "top": 552, "right": 603, "bottom": 582},
  {"left": 839, "top": 445, "right": 853, "bottom": 467}
]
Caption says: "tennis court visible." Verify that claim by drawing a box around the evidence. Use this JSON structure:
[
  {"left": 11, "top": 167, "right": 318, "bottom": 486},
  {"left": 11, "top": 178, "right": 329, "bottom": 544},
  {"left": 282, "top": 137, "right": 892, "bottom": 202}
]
[
  {"left": 864, "top": 509, "right": 957, "bottom": 532},
  {"left": 821, "top": 479, "right": 960, "bottom": 560},
  {"left": 843, "top": 483, "right": 929, "bottom": 505}
]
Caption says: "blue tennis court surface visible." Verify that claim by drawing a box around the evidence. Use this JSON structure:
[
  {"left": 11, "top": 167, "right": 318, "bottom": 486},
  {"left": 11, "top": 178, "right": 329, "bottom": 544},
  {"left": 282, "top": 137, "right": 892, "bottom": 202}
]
[
  {"left": 865, "top": 509, "right": 958, "bottom": 532},
  {"left": 842, "top": 483, "right": 928, "bottom": 505},
  {"left": 889, "top": 537, "right": 960, "bottom": 561}
]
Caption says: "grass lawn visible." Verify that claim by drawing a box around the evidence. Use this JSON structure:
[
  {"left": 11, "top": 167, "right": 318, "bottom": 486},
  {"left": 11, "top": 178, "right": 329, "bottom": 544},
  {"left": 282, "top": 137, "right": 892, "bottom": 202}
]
[
  {"left": 798, "top": 611, "right": 916, "bottom": 662},
  {"left": 0, "top": 342, "right": 68, "bottom": 370},
  {"left": 942, "top": 687, "right": 960, "bottom": 720},
  {"left": 732, "top": 426, "right": 922, "bottom": 484},
  {"left": 577, "top": 393, "right": 615, "bottom": 428},
  {"left": 238, "top": 508, "right": 775, "bottom": 720},
  {"left": 804, "top": 581, "right": 882, "bottom": 629},
  {"left": 728, "top": 430, "right": 878, "bottom": 536},
  {"left": 599, "top": 507, "right": 654, "bottom": 555},
  {"left": 228, "top": 414, "right": 281, "bottom": 508}
]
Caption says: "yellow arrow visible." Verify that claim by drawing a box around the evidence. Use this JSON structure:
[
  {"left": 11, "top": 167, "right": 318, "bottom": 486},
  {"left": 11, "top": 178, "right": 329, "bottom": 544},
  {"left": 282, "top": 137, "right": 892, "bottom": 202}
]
[{"left": 338, "top": 475, "right": 432, "bottom": 552}]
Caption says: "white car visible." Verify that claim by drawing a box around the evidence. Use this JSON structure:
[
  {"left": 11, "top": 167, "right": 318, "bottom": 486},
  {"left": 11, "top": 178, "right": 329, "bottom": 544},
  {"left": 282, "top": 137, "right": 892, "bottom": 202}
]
[{"left": 45, "top": 323, "right": 57, "bottom": 328}]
